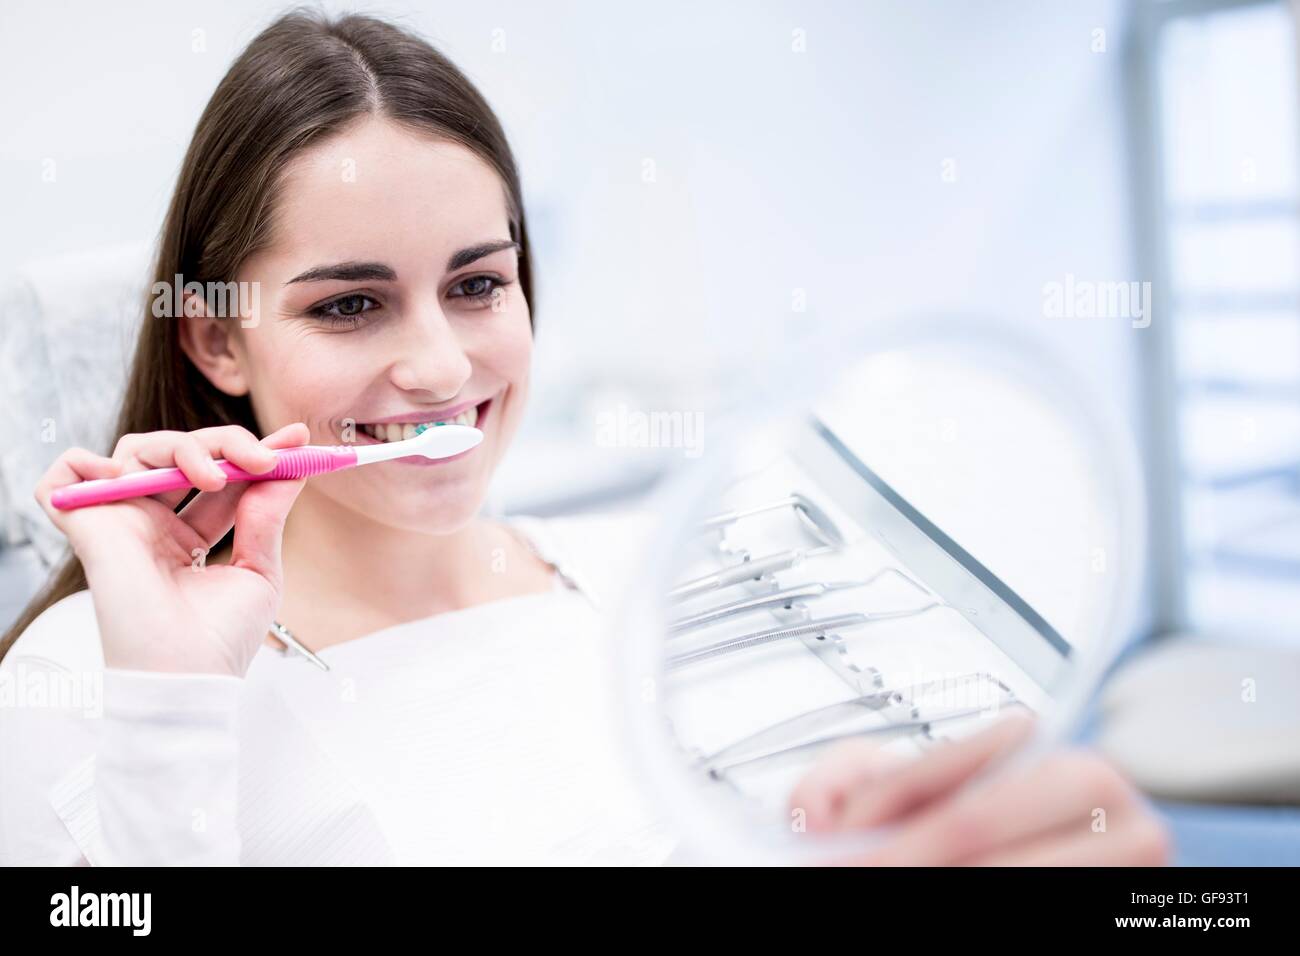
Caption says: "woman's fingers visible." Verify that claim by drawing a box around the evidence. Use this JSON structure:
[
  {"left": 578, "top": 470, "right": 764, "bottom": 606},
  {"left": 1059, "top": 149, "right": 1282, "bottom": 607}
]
[
  {"left": 35, "top": 448, "right": 122, "bottom": 505},
  {"left": 114, "top": 425, "right": 277, "bottom": 472},
  {"left": 178, "top": 423, "right": 310, "bottom": 548},
  {"left": 847, "top": 748, "right": 1143, "bottom": 866},
  {"left": 190, "top": 424, "right": 281, "bottom": 473},
  {"left": 788, "top": 738, "right": 909, "bottom": 832},
  {"left": 970, "top": 811, "right": 1172, "bottom": 866},
  {"left": 831, "top": 710, "right": 1036, "bottom": 830},
  {"left": 113, "top": 431, "right": 221, "bottom": 503},
  {"left": 227, "top": 474, "right": 306, "bottom": 587},
  {"left": 259, "top": 421, "right": 312, "bottom": 448},
  {"left": 34, "top": 448, "right": 124, "bottom": 529},
  {"left": 166, "top": 436, "right": 231, "bottom": 506},
  {"left": 112, "top": 425, "right": 281, "bottom": 508}
]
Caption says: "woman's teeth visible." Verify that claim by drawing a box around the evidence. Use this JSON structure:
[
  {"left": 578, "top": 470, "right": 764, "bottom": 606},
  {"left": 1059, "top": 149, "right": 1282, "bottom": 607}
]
[{"left": 361, "top": 404, "right": 479, "bottom": 442}]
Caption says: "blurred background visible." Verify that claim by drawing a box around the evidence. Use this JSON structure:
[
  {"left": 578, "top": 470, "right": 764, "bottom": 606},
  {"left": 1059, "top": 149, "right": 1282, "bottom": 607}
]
[{"left": 2, "top": 0, "right": 1298, "bottom": 655}]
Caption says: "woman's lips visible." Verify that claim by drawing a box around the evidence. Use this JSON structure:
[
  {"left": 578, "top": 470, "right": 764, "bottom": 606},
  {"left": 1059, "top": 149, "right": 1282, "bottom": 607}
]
[{"left": 349, "top": 397, "right": 491, "bottom": 466}]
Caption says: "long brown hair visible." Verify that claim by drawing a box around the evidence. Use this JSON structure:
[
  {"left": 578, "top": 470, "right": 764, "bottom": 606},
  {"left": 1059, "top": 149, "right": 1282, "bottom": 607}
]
[{"left": 1, "top": 8, "right": 533, "bottom": 662}]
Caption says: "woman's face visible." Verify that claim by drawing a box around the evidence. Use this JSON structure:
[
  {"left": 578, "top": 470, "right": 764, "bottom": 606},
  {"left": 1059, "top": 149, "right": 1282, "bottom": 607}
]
[{"left": 227, "top": 117, "right": 531, "bottom": 535}]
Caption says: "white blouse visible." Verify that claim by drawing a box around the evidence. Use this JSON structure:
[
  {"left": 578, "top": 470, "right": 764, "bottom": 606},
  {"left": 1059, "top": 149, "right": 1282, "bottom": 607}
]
[{"left": 0, "top": 511, "right": 679, "bottom": 865}]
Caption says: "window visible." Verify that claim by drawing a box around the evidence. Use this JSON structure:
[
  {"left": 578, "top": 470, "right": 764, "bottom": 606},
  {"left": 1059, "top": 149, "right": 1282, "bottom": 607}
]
[{"left": 1138, "top": 0, "right": 1300, "bottom": 642}]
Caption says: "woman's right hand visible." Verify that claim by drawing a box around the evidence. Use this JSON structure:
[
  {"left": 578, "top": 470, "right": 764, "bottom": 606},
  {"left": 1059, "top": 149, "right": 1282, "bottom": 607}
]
[
  {"left": 788, "top": 713, "right": 1171, "bottom": 866},
  {"left": 35, "top": 423, "right": 311, "bottom": 678}
]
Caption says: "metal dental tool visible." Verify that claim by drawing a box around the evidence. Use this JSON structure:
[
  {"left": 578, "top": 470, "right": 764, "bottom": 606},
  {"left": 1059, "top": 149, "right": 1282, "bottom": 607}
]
[
  {"left": 669, "top": 494, "right": 850, "bottom": 603},
  {"left": 700, "top": 492, "right": 847, "bottom": 550},
  {"left": 668, "top": 582, "right": 865, "bottom": 634},
  {"left": 667, "top": 566, "right": 933, "bottom": 635},
  {"left": 667, "top": 548, "right": 812, "bottom": 603},
  {"left": 698, "top": 673, "right": 1018, "bottom": 773},
  {"left": 704, "top": 701, "right": 1025, "bottom": 775},
  {"left": 666, "top": 603, "right": 944, "bottom": 670},
  {"left": 268, "top": 620, "right": 331, "bottom": 671}
]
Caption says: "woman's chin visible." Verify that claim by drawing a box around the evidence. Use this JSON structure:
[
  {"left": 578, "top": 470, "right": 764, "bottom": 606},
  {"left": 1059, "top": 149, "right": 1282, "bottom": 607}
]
[
  {"left": 306, "top": 472, "right": 485, "bottom": 536},
  {"left": 373, "top": 488, "right": 486, "bottom": 534}
]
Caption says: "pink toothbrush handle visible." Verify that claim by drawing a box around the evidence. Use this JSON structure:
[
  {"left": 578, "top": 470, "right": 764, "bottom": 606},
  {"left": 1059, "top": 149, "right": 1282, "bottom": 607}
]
[{"left": 50, "top": 445, "right": 359, "bottom": 511}]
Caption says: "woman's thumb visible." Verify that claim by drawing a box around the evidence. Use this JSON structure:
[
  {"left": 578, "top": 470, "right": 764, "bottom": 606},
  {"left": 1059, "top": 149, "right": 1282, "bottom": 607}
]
[{"left": 228, "top": 476, "right": 306, "bottom": 583}]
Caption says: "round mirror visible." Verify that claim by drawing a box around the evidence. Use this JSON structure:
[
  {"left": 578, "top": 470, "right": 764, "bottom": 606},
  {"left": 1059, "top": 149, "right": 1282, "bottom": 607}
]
[{"left": 614, "top": 321, "right": 1145, "bottom": 864}]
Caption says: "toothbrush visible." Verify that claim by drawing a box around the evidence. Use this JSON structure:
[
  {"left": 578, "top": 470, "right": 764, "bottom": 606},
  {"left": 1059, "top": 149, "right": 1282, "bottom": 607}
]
[{"left": 50, "top": 423, "right": 484, "bottom": 511}]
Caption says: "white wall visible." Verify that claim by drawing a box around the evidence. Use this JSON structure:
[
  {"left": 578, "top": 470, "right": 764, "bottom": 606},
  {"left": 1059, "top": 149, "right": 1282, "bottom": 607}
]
[{"left": 1, "top": 0, "right": 1140, "bottom": 385}]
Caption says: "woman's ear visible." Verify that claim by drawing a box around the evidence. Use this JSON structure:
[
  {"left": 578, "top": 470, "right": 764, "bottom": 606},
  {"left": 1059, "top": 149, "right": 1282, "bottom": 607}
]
[{"left": 177, "top": 292, "right": 251, "bottom": 396}]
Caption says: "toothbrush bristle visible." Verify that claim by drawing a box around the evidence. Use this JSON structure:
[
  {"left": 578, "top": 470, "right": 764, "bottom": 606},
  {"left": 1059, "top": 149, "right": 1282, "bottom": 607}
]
[{"left": 413, "top": 422, "right": 447, "bottom": 436}]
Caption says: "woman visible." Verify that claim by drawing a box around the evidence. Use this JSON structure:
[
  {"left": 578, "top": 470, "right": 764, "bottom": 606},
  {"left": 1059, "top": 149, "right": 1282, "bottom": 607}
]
[{"left": 0, "top": 9, "right": 1168, "bottom": 866}]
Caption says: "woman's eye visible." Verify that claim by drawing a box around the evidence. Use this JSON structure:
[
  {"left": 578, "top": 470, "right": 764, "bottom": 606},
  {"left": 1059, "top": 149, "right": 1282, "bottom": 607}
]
[
  {"left": 449, "top": 274, "right": 512, "bottom": 306},
  {"left": 308, "top": 293, "right": 380, "bottom": 327}
]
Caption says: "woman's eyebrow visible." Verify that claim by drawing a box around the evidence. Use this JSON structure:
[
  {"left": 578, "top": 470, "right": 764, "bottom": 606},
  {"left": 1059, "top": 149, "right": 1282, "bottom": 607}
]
[
  {"left": 448, "top": 239, "right": 520, "bottom": 271},
  {"left": 283, "top": 242, "right": 518, "bottom": 285},
  {"left": 285, "top": 261, "right": 397, "bottom": 285}
]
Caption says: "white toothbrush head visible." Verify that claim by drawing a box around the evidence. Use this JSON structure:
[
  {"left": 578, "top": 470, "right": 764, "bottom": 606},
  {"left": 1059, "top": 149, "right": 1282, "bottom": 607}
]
[{"left": 353, "top": 423, "right": 485, "bottom": 466}]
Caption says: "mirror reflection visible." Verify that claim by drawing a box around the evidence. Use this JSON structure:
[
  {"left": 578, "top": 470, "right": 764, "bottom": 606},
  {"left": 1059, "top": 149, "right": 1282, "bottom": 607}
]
[{"left": 629, "top": 336, "right": 1138, "bottom": 857}]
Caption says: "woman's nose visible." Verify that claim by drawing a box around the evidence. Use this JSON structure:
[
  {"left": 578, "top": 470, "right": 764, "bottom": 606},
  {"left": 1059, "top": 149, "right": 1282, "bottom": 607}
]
[{"left": 388, "top": 304, "right": 473, "bottom": 395}]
